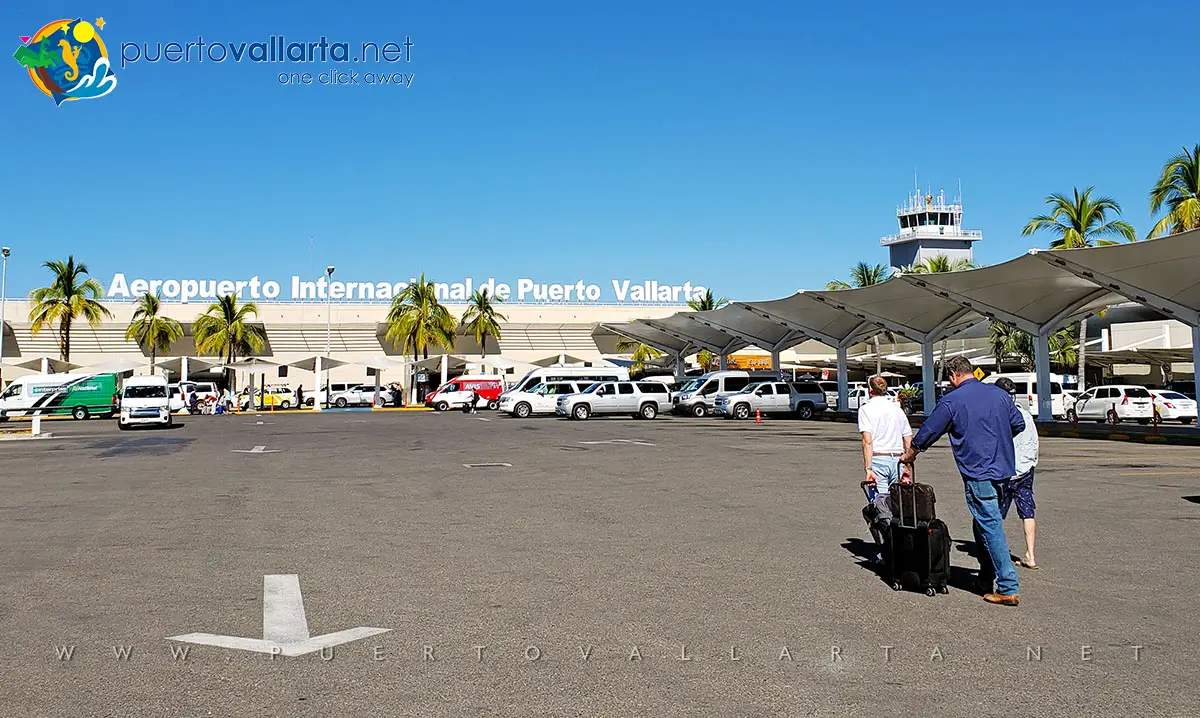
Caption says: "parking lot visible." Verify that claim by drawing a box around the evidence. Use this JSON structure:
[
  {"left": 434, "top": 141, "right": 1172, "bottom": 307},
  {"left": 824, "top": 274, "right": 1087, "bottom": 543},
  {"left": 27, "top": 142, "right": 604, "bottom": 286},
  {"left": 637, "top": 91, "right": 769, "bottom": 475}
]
[{"left": 2, "top": 411, "right": 1199, "bottom": 716}]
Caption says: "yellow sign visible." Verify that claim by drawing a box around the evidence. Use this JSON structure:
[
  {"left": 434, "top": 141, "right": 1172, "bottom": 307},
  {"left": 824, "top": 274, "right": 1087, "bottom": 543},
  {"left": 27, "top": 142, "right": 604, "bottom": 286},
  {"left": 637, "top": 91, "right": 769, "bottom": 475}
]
[
  {"left": 724, "top": 355, "right": 773, "bottom": 370},
  {"left": 973, "top": 367, "right": 985, "bottom": 380}
]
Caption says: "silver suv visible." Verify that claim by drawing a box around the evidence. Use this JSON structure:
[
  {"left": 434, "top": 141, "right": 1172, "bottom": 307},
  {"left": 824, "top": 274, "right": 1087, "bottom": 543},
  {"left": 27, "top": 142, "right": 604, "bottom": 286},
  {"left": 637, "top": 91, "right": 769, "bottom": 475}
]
[
  {"left": 715, "top": 381, "right": 828, "bottom": 420},
  {"left": 556, "top": 381, "right": 673, "bottom": 420}
]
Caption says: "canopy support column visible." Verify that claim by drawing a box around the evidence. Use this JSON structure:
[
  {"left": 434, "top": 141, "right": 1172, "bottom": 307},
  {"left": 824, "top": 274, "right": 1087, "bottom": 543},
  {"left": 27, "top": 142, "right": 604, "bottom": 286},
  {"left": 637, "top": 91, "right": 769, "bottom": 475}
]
[
  {"left": 719, "top": 354, "right": 728, "bottom": 371},
  {"left": 1034, "top": 330, "right": 1054, "bottom": 423},
  {"left": 921, "top": 342, "right": 936, "bottom": 416},
  {"left": 313, "top": 356, "right": 323, "bottom": 411},
  {"left": 770, "top": 350, "right": 781, "bottom": 372},
  {"left": 41, "top": 357, "right": 48, "bottom": 374},
  {"left": 1193, "top": 325, "right": 1200, "bottom": 430},
  {"left": 181, "top": 356, "right": 189, "bottom": 383},
  {"left": 836, "top": 345, "right": 849, "bottom": 412},
  {"left": 672, "top": 351, "right": 684, "bottom": 381},
  {"left": 373, "top": 370, "right": 382, "bottom": 408},
  {"left": 440, "top": 354, "right": 449, "bottom": 386}
]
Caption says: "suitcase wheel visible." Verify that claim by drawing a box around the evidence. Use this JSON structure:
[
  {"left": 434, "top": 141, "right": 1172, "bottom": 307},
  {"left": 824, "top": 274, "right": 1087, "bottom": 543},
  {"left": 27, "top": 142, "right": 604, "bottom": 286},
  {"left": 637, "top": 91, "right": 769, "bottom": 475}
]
[
  {"left": 939, "top": 586, "right": 950, "bottom": 594},
  {"left": 924, "top": 587, "right": 937, "bottom": 597},
  {"left": 891, "top": 582, "right": 903, "bottom": 592}
]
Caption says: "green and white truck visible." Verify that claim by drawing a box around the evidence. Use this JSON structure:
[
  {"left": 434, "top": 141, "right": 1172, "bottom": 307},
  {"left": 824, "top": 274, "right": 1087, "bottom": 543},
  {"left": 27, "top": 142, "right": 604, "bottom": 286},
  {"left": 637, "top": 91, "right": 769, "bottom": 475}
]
[{"left": 0, "top": 373, "right": 119, "bottom": 420}]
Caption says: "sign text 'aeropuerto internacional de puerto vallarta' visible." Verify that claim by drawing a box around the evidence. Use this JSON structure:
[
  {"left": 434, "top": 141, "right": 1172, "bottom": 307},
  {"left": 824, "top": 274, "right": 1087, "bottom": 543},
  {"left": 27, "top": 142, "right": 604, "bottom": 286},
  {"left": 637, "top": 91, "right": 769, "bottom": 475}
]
[{"left": 104, "top": 274, "right": 708, "bottom": 305}]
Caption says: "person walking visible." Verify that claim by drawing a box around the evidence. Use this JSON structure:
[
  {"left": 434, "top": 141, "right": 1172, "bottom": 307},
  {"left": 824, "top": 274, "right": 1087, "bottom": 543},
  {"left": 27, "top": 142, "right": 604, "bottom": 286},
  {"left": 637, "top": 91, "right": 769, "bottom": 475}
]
[
  {"left": 899, "top": 356, "right": 1026, "bottom": 606},
  {"left": 859, "top": 375, "right": 912, "bottom": 501},
  {"left": 994, "top": 377, "right": 1040, "bottom": 570}
]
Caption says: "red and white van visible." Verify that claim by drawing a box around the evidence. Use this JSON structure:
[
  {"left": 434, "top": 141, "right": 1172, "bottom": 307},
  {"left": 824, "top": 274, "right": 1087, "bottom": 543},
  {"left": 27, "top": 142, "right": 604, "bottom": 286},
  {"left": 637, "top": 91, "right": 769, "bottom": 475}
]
[{"left": 425, "top": 375, "right": 506, "bottom": 411}]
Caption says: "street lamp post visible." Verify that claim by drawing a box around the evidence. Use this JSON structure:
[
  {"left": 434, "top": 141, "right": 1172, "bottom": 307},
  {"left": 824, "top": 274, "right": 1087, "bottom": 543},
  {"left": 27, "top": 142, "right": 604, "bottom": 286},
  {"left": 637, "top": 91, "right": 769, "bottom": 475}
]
[
  {"left": 0, "top": 248, "right": 9, "bottom": 388},
  {"left": 324, "top": 265, "right": 334, "bottom": 409}
]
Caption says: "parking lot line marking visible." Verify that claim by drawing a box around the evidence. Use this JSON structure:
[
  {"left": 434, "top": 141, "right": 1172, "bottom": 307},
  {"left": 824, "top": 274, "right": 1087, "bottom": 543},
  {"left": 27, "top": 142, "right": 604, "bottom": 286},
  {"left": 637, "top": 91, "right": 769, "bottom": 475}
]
[
  {"left": 168, "top": 574, "right": 389, "bottom": 657},
  {"left": 1118, "top": 470, "right": 1198, "bottom": 477},
  {"left": 231, "top": 445, "right": 281, "bottom": 454},
  {"left": 463, "top": 462, "right": 512, "bottom": 468},
  {"left": 579, "top": 439, "right": 656, "bottom": 446},
  {"left": 477, "top": 417, "right": 491, "bottom": 422}
]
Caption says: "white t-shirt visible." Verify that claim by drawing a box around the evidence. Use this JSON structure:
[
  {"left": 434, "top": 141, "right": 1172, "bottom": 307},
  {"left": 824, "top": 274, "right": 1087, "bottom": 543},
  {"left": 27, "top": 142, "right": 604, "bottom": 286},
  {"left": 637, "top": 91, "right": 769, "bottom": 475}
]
[{"left": 857, "top": 395, "right": 912, "bottom": 453}]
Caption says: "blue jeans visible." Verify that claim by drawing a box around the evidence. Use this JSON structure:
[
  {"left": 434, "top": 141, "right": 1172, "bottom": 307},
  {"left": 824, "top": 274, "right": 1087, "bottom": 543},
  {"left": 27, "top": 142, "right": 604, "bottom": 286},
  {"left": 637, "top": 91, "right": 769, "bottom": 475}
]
[
  {"left": 866, "top": 456, "right": 901, "bottom": 500},
  {"left": 964, "top": 479, "right": 1020, "bottom": 596}
]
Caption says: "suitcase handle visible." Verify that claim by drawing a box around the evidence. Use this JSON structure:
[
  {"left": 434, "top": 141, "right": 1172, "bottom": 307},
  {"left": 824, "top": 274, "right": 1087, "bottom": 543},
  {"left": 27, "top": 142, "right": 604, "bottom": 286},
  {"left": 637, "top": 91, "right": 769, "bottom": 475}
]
[{"left": 896, "top": 466, "right": 918, "bottom": 527}]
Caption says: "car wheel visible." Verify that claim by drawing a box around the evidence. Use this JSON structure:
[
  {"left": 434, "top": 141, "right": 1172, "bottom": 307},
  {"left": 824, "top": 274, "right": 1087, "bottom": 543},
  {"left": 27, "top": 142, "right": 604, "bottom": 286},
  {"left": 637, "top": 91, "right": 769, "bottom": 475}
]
[
  {"left": 514, "top": 402, "right": 532, "bottom": 419},
  {"left": 1183, "top": 418, "right": 1194, "bottom": 425},
  {"left": 691, "top": 404, "right": 707, "bottom": 418},
  {"left": 796, "top": 402, "right": 814, "bottom": 420},
  {"left": 335, "top": 397, "right": 348, "bottom": 408},
  {"left": 733, "top": 403, "right": 750, "bottom": 420},
  {"left": 118, "top": 420, "right": 130, "bottom": 431},
  {"left": 487, "top": 400, "right": 499, "bottom": 411},
  {"left": 435, "top": 401, "right": 449, "bottom": 412},
  {"left": 72, "top": 406, "right": 89, "bottom": 421},
  {"left": 1065, "top": 408, "right": 1077, "bottom": 423},
  {"left": 280, "top": 400, "right": 291, "bottom": 409},
  {"left": 165, "top": 415, "right": 173, "bottom": 428},
  {"left": 640, "top": 402, "right": 658, "bottom": 420},
  {"left": 1137, "top": 418, "right": 1150, "bottom": 425},
  {"left": 573, "top": 404, "right": 591, "bottom": 421}
]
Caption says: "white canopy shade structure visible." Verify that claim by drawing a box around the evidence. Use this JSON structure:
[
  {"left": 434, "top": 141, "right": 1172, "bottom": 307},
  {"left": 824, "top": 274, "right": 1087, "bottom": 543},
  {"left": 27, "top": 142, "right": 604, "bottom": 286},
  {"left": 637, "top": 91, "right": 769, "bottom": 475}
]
[
  {"left": 10, "top": 357, "right": 81, "bottom": 374},
  {"left": 1085, "top": 348, "right": 1195, "bottom": 371},
  {"left": 531, "top": 353, "right": 591, "bottom": 367},
  {"left": 287, "top": 355, "right": 352, "bottom": 373},
  {"left": 156, "top": 357, "right": 221, "bottom": 380},
  {"left": 639, "top": 314, "right": 747, "bottom": 364},
  {"left": 358, "top": 355, "right": 408, "bottom": 371},
  {"left": 84, "top": 357, "right": 145, "bottom": 374},
  {"left": 900, "top": 252, "right": 1124, "bottom": 419},
  {"left": 735, "top": 293, "right": 881, "bottom": 411},
  {"left": 601, "top": 321, "right": 692, "bottom": 356},
  {"left": 804, "top": 281, "right": 986, "bottom": 414},
  {"left": 683, "top": 304, "right": 809, "bottom": 372},
  {"left": 469, "top": 356, "right": 535, "bottom": 374}
]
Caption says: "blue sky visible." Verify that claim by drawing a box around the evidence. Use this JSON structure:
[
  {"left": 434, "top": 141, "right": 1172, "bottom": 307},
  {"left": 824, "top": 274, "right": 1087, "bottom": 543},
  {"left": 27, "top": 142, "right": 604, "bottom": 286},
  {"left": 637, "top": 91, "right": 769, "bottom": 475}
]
[{"left": 2, "top": 1, "right": 1197, "bottom": 302}]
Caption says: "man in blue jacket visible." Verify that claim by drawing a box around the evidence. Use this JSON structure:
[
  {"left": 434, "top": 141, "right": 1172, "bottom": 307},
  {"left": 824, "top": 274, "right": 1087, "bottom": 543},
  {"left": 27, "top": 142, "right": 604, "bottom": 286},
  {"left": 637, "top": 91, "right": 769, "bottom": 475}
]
[{"left": 899, "top": 355, "right": 1026, "bottom": 606}]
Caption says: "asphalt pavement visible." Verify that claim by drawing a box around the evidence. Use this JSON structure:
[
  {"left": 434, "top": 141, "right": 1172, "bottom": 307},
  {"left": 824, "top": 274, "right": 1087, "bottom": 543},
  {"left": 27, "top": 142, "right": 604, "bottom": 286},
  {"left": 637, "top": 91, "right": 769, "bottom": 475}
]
[{"left": 1, "top": 410, "right": 1198, "bottom": 716}]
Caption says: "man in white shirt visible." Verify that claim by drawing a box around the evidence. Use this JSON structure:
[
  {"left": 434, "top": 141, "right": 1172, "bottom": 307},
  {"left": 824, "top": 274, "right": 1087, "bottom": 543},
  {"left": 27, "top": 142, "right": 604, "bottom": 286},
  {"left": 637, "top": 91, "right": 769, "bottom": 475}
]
[
  {"left": 858, "top": 375, "right": 912, "bottom": 500},
  {"left": 994, "top": 377, "right": 1040, "bottom": 569}
]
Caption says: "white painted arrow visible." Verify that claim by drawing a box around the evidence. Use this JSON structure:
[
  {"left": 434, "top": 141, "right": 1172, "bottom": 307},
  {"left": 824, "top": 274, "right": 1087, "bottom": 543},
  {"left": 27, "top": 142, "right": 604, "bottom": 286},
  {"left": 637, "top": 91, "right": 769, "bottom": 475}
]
[
  {"left": 579, "top": 439, "right": 656, "bottom": 446},
  {"left": 231, "top": 445, "right": 280, "bottom": 454},
  {"left": 168, "top": 574, "right": 389, "bottom": 657}
]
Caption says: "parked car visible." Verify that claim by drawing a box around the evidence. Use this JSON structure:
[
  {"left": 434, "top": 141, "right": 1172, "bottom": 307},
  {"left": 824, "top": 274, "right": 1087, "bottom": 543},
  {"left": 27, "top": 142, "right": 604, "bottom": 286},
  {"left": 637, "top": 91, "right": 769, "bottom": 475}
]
[
  {"left": 330, "top": 384, "right": 394, "bottom": 408},
  {"left": 845, "top": 386, "right": 902, "bottom": 411},
  {"left": 1067, "top": 385, "right": 1154, "bottom": 424},
  {"left": 240, "top": 386, "right": 295, "bottom": 410},
  {"left": 119, "top": 375, "right": 172, "bottom": 429},
  {"left": 556, "top": 380, "right": 672, "bottom": 420},
  {"left": 309, "top": 383, "right": 353, "bottom": 407},
  {"left": 672, "top": 370, "right": 780, "bottom": 417},
  {"left": 499, "top": 380, "right": 595, "bottom": 418},
  {"left": 1150, "top": 389, "right": 1197, "bottom": 424},
  {"left": 1165, "top": 380, "right": 1196, "bottom": 400},
  {"left": 817, "top": 381, "right": 839, "bottom": 407},
  {"left": 715, "top": 381, "right": 828, "bottom": 420},
  {"left": 169, "top": 381, "right": 219, "bottom": 412},
  {"left": 0, "top": 372, "right": 118, "bottom": 421}
]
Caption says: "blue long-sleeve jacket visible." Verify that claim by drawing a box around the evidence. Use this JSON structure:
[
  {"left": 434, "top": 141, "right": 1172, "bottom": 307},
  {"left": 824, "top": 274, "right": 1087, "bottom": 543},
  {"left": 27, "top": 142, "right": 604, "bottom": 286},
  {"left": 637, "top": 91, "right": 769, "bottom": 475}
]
[{"left": 911, "top": 378, "right": 1026, "bottom": 482}]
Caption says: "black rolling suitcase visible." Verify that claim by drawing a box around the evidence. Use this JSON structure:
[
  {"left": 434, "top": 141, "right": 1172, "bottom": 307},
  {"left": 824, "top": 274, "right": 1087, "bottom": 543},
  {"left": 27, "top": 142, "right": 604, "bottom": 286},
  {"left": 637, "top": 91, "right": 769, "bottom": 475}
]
[{"left": 886, "top": 478, "right": 951, "bottom": 596}]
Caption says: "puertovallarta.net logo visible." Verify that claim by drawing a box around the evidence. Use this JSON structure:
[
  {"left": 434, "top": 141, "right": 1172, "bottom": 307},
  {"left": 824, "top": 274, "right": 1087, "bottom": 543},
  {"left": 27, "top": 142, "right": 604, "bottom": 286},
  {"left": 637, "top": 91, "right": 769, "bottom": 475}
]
[{"left": 12, "top": 17, "right": 116, "bottom": 106}]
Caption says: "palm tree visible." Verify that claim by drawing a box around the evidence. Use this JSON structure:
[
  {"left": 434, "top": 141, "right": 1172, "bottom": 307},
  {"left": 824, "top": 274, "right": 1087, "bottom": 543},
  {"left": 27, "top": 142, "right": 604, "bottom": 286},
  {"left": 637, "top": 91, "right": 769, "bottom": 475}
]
[
  {"left": 687, "top": 289, "right": 728, "bottom": 312},
  {"left": 29, "top": 256, "right": 113, "bottom": 362},
  {"left": 988, "top": 321, "right": 1077, "bottom": 372},
  {"left": 686, "top": 289, "right": 728, "bottom": 367},
  {"left": 826, "top": 262, "right": 891, "bottom": 374},
  {"left": 192, "top": 294, "right": 267, "bottom": 392},
  {"left": 616, "top": 337, "right": 663, "bottom": 373},
  {"left": 1022, "top": 186, "right": 1136, "bottom": 389},
  {"left": 907, "top": 256, "right": 976, "bottom": 379},
  {"left": 384, "top": 274, "right": 456, "bottom": 361},
  {"left": 1148, "top": 144, "right": 1200, "bottom": 238},
  {"left": 124, "top": 292, "right": 183, "bottom": 374},
  {"left": 460, "top": 288, "right": 507, "bottom": 359}
]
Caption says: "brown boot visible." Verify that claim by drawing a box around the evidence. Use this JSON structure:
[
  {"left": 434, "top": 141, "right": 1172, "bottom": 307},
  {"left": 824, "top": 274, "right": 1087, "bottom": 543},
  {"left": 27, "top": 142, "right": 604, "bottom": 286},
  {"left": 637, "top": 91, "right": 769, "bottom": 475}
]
[{"left": 983, "top": 593, "right": 1020, "bottom": 606}]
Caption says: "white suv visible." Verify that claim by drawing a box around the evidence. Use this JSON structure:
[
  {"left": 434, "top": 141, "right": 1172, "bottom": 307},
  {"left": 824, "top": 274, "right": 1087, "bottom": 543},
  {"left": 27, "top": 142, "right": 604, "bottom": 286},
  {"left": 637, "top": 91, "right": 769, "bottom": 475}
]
[
  {"left": 1067, "top": 385, "right": 1154, "bottom": 424},
  {"left": 500, "top": 380, "right": 594, "bottom": 418},
  {"left": 556, "top": 381, "right": 673, "bottom": 420},
  {"left": 715, "top": 381, "right": 828, "bottom": 420}
]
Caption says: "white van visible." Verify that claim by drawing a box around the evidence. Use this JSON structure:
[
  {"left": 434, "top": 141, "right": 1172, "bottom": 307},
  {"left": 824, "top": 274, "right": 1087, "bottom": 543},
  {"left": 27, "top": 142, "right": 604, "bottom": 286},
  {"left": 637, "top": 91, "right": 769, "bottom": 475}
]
[
  {"left": 498, "top": 380, "right": 597, "bottom": 418},
  {"left": 982, "top": 372, "right": 1066, "bottom": 419},
  {"left": 169, "top": 381, "right": 219, "bottom": 412},
  {"left": 672, "top": 370, "right": 781, "bottom": 417},
  {"left": 120, "top": 375, "right": 172, "bottom": 429},
  {"left": 505, "top": 366, "right": 629, "bottom": 396},
  {"left": 0, "top": 372, "right": 119, "bottom": 420}
]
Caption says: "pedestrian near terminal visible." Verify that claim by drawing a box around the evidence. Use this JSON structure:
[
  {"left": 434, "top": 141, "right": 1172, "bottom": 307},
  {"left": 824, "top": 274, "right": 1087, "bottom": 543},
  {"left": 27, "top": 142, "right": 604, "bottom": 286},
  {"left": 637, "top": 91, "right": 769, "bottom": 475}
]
[
  {"left": 993, "top": 377, "right": 1040, "bottom": 570},
  {"left": 858, "top": 375, "right": 912, "bottom": 500},
  {"left": 899, "top": 355, "right": 1027, "bottom": 606}
]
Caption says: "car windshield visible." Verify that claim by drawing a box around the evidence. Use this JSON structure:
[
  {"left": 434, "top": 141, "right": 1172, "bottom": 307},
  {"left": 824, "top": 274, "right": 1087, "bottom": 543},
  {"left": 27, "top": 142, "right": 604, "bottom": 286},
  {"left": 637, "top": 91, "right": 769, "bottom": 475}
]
[
  {"left": 124, "top": 385, "right": 166, "bottom": 399},
  {"left": 513, "top": 370, "right": 537, "bottom": 391},
  {"left": 527, "top": 383, "right": 546, "bottom": 394},
  {"left": 679, "top": 378, "right": 704, "bottom": 392},
  {"left": 581, "top": 383, "right": 603, "bottom": 394},
  {"left": 739, "top": 384, "right": 760, "bottom": 394}
]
